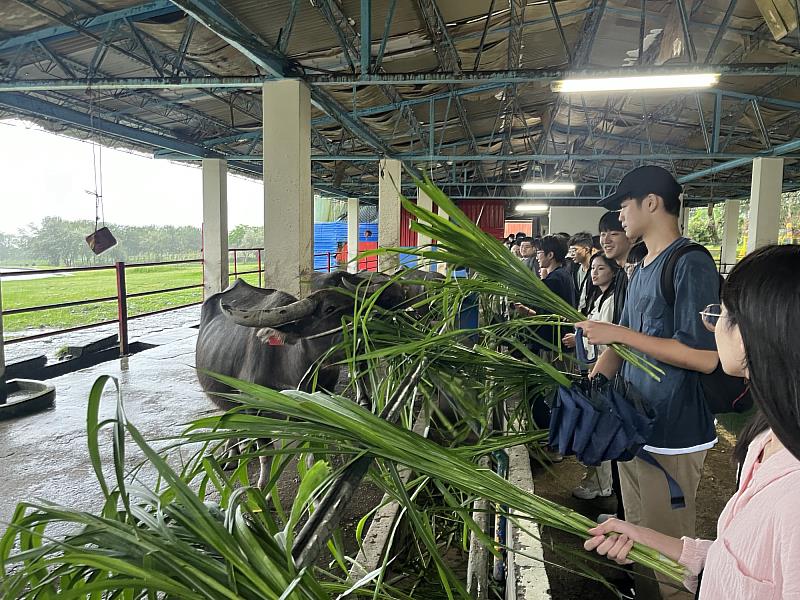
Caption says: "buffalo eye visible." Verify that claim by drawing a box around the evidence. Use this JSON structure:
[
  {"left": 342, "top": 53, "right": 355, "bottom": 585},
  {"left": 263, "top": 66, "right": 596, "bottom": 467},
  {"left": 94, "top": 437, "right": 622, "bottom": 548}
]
[{"left": 324, "top": 305, "right": 337, "bottom": 314}]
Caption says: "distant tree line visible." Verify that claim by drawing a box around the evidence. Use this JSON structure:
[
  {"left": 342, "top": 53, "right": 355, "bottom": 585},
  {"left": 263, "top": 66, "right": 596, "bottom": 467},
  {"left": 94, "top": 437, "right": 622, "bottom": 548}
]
[
  {"left": 688, "top": 191, "right": 800, "bottom": 248},
  {"left": 0, "top": 218, "right": 267, "bottom": 267}
]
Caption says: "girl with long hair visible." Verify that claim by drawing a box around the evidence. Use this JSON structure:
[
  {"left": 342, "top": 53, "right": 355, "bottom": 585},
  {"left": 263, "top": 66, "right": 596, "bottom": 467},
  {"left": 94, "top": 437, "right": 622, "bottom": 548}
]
[{"left": 563, "top": 252, "right": 622, "bottom": 500}]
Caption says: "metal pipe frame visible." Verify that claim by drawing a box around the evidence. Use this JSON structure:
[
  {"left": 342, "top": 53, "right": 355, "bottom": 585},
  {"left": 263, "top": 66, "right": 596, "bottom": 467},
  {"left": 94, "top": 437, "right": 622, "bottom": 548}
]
[{"left": 153, "top": 151, "right": 800, "bottom": 162}]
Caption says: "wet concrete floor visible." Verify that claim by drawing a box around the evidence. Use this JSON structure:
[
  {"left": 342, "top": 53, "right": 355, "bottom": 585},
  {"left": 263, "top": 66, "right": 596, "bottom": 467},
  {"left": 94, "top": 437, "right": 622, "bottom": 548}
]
[
  {"left": 0, "top": 326, "right": 216, "bottom": 528},
  {"left": 0, "top": 324, "right": 383, "bottom": 557}
]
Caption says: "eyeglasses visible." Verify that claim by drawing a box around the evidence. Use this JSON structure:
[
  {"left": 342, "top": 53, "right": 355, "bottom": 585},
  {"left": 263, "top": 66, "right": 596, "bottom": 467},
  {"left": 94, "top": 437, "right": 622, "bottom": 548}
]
[{"left": 699, "top": 303, "right": 725, "bottom": 332}]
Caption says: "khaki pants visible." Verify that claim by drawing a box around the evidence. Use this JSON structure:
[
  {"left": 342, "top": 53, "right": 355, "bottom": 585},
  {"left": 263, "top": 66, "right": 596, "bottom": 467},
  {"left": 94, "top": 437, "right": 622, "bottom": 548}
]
[{"left": 618, "top": 450, "right": 707, "bottom": 600}]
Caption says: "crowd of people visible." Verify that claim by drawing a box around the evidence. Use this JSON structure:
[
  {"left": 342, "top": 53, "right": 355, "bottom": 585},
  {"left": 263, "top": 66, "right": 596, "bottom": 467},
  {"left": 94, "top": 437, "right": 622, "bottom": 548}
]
[{"left": 505, "top": 166, "right": 800, "bottom": 600}]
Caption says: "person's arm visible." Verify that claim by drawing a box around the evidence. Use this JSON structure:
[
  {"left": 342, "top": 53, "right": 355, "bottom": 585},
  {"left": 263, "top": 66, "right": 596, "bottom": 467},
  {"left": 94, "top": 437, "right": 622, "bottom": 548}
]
[
  {"left": 584, "top": 518, "right": 685, "bottom": 565},
  {"left": 590, "top": 346, "right": 623, "bottom": 379},
  {"left": 575, "top": 321, "right": 719, "bottom": 373}
]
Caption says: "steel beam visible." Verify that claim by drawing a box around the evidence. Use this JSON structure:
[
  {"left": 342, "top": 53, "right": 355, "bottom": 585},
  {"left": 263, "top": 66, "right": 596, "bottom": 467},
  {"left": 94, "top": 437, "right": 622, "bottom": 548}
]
[
  {"left": 311, "top": 0, "right": 424, "bottom": 146},
  {"left": 547, "top": 0, "right": 572, "bottom": 62},
  {"left": 415, "top": 0, "right": 484, "bottom": 178},
  {"left": 360, "top": 0, "right": 371, "bottom": 75},
  {"left": 0, "top": 0, "right": 179, "bottom": 52},
  {"left": 675, "top": 0, "right": 697, "bottom": 62},
  {"left": 678, "top": 137, "right": 800, "bottom": 183},
  {"left": 154, "top": 151, "right": 800, "bottom": 162},
  {"left": 712, "top": 92, "right": 722, "bottom": 152},
  {"left": 305, "top": 63, "right": 800, "bottom": 84},
  {"left": 8, "top": 65, "right": 800, "bottom": 94},
  {"left": 0, "top": 91, "right": 224, "bottom": 158},
  {"left": 167, "top": 0, "right": 289, "bottom": 78},
  {"left": 704, "top": 0, "right": 737, "bottom": 63},
  {"left": 169, "top": 0, "right": 396, "bottom": 155}
]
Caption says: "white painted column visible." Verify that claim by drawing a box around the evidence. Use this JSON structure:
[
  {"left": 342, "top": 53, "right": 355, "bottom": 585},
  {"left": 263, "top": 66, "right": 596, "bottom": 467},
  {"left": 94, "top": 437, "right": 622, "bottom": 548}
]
[
  {"left": 747, "top": 157, "right": 784, "bottom": 252},
  {"left": 347, "top": 197, "right": 359, "bottom": 273},
  {"left": 416, "top": 186, "right": 433, "bottom": 270},
  {"left": 721, "top": 200, "right": 740, "bottom": 267},
  {"left": 680, "top": 205, "right": 691, "bottom": 235},
  {"left": 263, "top": 80, "right": 314, "bottom": 297},
  {"left": 378, "top": 158, "right": 402, "bottom": 272},
  {"left": 202, "top": 158, "right": 229, "bottom": 299}
]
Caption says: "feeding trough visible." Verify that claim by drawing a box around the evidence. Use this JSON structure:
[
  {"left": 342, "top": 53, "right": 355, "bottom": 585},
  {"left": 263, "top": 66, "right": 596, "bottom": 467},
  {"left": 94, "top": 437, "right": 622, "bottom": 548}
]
[
  {"left": 0, "top": 378, "right": 55, "bottom": 420},
  {"left": 0, "top": 276, "right": 55, "bottom": 420}
]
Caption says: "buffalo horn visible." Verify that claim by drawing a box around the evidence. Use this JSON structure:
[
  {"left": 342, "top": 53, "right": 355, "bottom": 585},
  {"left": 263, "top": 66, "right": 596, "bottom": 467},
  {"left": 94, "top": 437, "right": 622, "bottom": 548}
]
[{"left": 220, "top": 297, "right": 316, "bottom": 328}]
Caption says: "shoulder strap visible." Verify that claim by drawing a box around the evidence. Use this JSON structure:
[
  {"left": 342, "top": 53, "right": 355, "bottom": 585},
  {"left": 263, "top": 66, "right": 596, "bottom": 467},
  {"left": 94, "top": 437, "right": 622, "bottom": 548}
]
[
  {"left": 660, "top": 242, "right": 714, "bottom": 307},
  {"left": 637, "top": 450, "right": 686, "bottom": 509}
]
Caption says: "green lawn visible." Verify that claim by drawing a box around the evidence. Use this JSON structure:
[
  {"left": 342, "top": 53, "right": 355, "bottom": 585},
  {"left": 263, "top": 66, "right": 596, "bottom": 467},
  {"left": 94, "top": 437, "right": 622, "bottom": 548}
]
[{"left": 1, "top": 262, "right": 260, "bottom": 337}]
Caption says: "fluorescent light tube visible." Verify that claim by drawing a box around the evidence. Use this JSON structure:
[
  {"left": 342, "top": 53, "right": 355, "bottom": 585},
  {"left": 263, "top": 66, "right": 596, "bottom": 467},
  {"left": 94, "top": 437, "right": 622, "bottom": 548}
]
[
  {"left": 516, "top": 204, "right": 550, "bottom": 213},
  {"left": 521, "top": 182, "right": 576, "bottom": 192},
  {"left": 552, "top": 73, "right": 719, "bottom": 93}
]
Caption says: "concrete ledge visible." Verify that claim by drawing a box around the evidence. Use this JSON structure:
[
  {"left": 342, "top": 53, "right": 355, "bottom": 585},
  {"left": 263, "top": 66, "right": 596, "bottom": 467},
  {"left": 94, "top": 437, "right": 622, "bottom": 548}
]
[{"left": 505, "top": 443, "right": 552, "bottom": 600}]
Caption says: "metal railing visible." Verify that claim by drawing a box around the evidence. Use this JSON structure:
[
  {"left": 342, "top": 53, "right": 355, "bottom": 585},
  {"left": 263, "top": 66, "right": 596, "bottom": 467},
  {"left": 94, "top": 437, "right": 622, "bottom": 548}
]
[
  {"left": 2, "top": 249, "right": 347, "bottom": 354},
  {"left": 227, "top": 249, "right": 339, "bottom": 283},
  {"left": 1, "top": 259, "right": 204, "bottom": 354}
]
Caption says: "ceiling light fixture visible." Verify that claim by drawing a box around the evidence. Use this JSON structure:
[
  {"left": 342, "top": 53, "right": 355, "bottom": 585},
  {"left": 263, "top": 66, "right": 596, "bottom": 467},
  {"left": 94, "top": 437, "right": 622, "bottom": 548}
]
[
  {"left": 521, "top": 182, "right": 576, "bottom": 192},
  {"left": 516, "top": 203, "right": 550, "bottom": 213},
  {"left": 552, "top": 73, "right": 719, "bottom": 93}
]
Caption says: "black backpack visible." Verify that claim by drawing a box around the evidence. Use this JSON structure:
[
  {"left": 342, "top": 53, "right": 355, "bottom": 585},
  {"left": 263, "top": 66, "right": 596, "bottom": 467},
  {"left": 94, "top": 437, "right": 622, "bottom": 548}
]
[{"left": 660, "top": 243, "right": 752, "bottom": 415}]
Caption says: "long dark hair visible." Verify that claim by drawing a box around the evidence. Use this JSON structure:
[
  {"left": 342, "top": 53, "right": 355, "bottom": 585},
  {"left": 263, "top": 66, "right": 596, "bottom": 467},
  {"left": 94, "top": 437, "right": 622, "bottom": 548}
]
[
  {"left": 581, "top": 252, "right": 620, "bottom": 316},
  {"left": 726, "top": 245, "right": 800, "bottom": 463}
]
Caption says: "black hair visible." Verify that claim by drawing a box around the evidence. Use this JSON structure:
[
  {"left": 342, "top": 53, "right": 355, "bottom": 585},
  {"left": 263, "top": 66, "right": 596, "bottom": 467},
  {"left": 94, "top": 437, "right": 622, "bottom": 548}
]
[
  {"left": 626, "top": 241, "right": 648, "bottom": 264},
  {"left": 516, "top": 232, "right": 527, "bottom": 238},
  {"left": 726, "top": 245, "right": 800, "bottom": 464},
  {"left": 539, "top": 234, "right": 568, "bottom": 263},
  {"left": 598, "top": 211, "right": 625, "bottom": 233},
  {"left": 581, "top": 252, "right": 621, "bottom": 315},
  {"left": 592, "top": 235, "right": 601, "bottom": 251},
  {"left": 631, "top": 191, "right": 681, "bottom": 217},
  {"left": 519, "top": 236, "right": 535, "bottom": 244},
  {"left": 568, "top": 231, "right": 594, "bottom": 249}
]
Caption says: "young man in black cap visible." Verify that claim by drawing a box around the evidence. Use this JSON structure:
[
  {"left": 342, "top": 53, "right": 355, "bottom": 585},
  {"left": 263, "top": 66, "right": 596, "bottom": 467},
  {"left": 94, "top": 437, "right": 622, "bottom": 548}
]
[{"left": 576, "top": 165, "right": 720, "bottom": 600}]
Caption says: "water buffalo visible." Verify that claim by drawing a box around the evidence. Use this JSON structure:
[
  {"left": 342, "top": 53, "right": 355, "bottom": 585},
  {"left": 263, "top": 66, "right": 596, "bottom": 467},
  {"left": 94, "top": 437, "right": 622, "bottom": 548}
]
[{"left": 196, "top": 269, "right": 433, "bottom": 485}]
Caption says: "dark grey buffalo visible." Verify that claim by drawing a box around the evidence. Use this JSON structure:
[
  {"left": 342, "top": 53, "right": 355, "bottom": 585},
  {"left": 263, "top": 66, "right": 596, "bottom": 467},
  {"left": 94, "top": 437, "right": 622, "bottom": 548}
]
[
  {"left": 195, "top": 268, "right": 440, "bottom": 485},
  {"left": 196, "top": 271, "right": 402, "bottom": 400}
]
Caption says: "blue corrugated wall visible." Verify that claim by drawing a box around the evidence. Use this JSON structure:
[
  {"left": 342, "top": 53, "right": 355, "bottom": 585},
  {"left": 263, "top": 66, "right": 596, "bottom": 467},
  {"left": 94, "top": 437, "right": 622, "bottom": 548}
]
[{"left": 313, "top": 222, "right": 416, "bottom": 271}]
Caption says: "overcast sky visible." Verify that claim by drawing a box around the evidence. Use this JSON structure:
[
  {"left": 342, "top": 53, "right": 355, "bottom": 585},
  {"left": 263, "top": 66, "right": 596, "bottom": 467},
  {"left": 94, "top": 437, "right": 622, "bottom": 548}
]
[{"left": 0, "top": 119, "right": 264, "bottom": 234}]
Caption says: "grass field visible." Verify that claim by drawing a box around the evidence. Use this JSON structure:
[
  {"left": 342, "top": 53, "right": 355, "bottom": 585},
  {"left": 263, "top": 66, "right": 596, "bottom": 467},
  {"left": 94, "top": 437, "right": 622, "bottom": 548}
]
[{"left": 1, "top": 262, "right": 261, "bottom": 337}]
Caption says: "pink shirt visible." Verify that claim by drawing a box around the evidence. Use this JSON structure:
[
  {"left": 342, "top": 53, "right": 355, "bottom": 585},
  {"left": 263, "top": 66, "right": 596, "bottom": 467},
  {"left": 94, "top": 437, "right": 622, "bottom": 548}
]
[{"left": 679, "top": 429, "right": 800, "bottom": 599}]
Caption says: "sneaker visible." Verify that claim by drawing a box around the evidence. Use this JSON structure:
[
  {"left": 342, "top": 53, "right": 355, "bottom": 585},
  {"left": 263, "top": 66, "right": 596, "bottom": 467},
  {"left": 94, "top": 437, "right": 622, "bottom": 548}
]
[{"left": 572, "top": 483, "right": 612, "bottom": 500}]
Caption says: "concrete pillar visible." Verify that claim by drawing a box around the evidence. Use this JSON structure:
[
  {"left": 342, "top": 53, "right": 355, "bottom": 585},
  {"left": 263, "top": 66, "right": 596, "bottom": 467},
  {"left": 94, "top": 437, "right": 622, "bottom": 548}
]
[
  {"left": 378, "top": 158, "right": 402, "bottom": 272},
  {"left": 263, "top": 80, "right": 314, "bottom": 297},
  {"left": 347, "top": 197, "right": 359, "bottom": 273},
  {"left": 721, "top": 200, "right": 740, "bottom": 267},
  {"left": 202, "top": 158, "right": 229, "bottom": 299},
  {"left": 416, "top": 186, "right": 434, "bottom": 270},
  {"left": 680, "top": 205, "right": 691, "bottom": 235},
  {"left": 747, "top": 157, "right": 784, "bottom": 252}
]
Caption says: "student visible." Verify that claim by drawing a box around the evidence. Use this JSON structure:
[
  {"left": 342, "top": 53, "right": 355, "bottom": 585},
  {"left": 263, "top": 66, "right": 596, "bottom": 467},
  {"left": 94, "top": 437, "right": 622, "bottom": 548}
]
[
  {"left": 625, "top": 240, "right": 648, "bottom": 280},
  {"left": 537, "top": 234, "right": 576, "bottom": 307},
  {"left": 519, "top": 236, "right": 540, "bottom": 277},
  {"left": 577, "top": 165, "right": 720, "bottom": 600},
  {"left": 568, "top": 231, "right": 595, "bottom": 310},
  {"left": 584, "top": 244, "right": 800, "bottom": 600},
  {"left": 563, "top": 252, "right": 622, "bottom": 500},
  {"left": 599, "top": 211, "right": 634, "bottom": 322}
]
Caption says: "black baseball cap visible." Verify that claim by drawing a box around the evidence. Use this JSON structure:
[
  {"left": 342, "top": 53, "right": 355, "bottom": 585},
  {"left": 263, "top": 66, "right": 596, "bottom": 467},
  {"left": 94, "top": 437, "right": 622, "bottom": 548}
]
[{"left": 598, "top": 165, "right": 682, "bottom": 210}]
